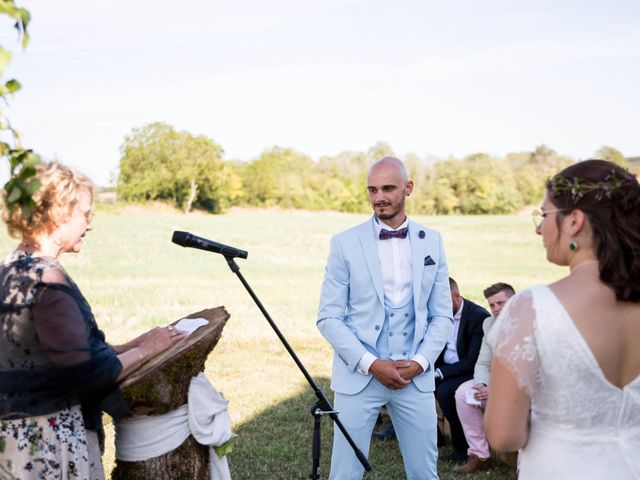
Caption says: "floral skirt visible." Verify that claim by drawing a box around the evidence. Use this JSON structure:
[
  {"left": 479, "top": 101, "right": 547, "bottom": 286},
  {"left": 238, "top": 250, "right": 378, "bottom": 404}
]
[{"left": 0, "top": 405, "right": 99, "bottom": 480}]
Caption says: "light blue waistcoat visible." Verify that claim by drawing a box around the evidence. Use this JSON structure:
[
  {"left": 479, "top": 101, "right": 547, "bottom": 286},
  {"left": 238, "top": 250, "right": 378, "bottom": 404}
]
[{"left": 376, "top": 295, "right": 415, "bottom": 361}]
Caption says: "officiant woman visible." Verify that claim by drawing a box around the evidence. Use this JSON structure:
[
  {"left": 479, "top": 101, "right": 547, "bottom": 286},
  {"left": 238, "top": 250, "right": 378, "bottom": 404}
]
[{"left": 0, "top": 161, "right": 186, "bottom": 479}]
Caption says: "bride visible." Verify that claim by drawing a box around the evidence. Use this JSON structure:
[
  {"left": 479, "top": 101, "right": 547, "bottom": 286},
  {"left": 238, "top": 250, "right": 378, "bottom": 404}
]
[{"left": 484, "top": 159, "right": 640, "bottom": 479}]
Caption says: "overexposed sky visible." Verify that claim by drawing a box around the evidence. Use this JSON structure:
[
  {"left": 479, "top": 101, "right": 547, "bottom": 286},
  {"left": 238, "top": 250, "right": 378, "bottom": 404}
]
[{"left": 1, "top": 0, "right": 639, "bottom": 185}]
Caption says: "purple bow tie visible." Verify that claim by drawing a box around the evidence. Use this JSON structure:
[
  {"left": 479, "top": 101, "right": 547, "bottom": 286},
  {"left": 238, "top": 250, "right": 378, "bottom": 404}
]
[{"left": 379, "top": 227, "right": 408, "bottom": 240}]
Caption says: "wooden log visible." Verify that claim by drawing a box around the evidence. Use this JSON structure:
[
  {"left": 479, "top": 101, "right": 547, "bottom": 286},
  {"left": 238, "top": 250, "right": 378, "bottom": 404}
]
[{"left": 111, "top": 306, "right": 229, "bottom": 480}]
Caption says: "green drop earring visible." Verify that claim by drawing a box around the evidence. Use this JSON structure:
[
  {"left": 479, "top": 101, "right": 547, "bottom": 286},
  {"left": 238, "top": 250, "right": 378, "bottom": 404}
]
[{"left": 569, "top": 241, "right": 578, "bottom": 251}]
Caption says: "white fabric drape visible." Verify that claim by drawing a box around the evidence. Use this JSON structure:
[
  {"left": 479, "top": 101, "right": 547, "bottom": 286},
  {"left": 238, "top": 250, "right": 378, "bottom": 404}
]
[{"left": 115, "top": 373, "right": 233, "bottom": 480}]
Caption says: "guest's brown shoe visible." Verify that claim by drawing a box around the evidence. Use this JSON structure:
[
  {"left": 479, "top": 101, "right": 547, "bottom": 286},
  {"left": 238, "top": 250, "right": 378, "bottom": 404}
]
[{"left": 453, "top": 454, "right": 491, "bottom": 474}]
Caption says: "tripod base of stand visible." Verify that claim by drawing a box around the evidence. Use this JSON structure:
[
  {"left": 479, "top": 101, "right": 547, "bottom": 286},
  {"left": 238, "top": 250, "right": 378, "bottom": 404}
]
[{"left": 310, "top": 401, "right": 339, "bottom": 480}]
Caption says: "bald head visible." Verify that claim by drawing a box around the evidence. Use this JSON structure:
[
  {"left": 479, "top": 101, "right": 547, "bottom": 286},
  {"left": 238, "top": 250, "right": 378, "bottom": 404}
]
[
  {"left": 366, "top": 156, "right": 413, "bottom": 228},
  {"left": 368, "top": 156, "right": 408, "bottom": 184}
]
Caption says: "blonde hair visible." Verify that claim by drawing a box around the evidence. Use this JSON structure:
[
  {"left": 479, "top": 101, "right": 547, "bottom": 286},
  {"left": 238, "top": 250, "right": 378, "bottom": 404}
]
[{"left": 2, "top": 161, "right": 94, "bottom": 239}]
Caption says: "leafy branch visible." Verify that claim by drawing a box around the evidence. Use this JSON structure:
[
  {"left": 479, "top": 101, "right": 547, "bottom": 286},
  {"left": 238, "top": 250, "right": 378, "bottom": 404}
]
[{"left": 0, "top": 1, "right": 39, "bottom": 215}]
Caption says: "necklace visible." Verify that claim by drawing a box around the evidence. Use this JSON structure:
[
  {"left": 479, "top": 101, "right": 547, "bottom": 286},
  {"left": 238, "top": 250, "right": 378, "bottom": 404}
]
[
  {"left": 17, "top": 241, "right": 39, "bottom": 252},
  {"left": 570, "top": 259, "right": 599, "bottom": 274}
]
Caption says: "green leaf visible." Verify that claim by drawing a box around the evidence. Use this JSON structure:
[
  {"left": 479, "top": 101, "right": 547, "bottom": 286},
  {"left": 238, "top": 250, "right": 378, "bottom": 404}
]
[
  {"left": 7, "top": 151, "right": 32, "bottom": 174},
  {"left": 5, "top": 78, "right": 20, "bottom": 93},
  {"left": 19, "top": 8, "right": 30, "bottom": 27},
  {"left": 26, "top": 178, "right": 40, "bottom": 195},
  {"left": 20, "top": 166, "right": 36, "bottom": 179},
  {"left": 0, "top": 47, "right": 12, "bottom": 76},
  {"left": 22, "top": 152, "right": 39, "bottom": 169},
  {"left": 8, "top": 152, "right": 20, "bottom": 171},
  {"left": 10, "top": 149, "right": 31, "bottom": 165},
  {"left": 6, "top": 185, "right": 21, "bottom": 203},
  {"left": 213, "top": 433, "right": 238, "bottom": 459},
  {"left": 21, "top": 203, "right": 34, "bottom": 218},
  {"left": 0, "top": 2, "right": 22, "bottom": 18},
  {"left": 20, "top": 29, "right": 29, "bottom": 49}
]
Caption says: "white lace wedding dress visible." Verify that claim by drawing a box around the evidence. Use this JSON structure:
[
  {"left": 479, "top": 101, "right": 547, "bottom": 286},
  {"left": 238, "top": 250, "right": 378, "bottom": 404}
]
[{"left": 491, "top": 285, "right": 640, "bottom": 479}]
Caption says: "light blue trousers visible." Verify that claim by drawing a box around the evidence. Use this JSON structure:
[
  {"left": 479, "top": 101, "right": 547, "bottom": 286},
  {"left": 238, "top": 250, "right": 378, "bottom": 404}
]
[{"left": 330, "top": 379, "right": 439, "bottom": 480}]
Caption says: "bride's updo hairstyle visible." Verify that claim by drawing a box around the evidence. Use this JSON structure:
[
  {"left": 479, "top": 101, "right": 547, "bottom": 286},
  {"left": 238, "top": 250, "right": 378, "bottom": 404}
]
[
  {"left": 546, "top": 159, "right": 640, "bottom": 302},
  {"left": 2, "top": 161, "right": 93, "bottom": 240}
]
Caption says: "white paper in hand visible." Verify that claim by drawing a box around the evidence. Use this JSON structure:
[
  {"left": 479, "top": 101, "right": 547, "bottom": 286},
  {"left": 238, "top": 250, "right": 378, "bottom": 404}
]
[
  {"left": 174, "top": 317, "right": 209, "bottom": 336},
  {"left": 465, "top": 388, "right": 482, "bottom": 406}
]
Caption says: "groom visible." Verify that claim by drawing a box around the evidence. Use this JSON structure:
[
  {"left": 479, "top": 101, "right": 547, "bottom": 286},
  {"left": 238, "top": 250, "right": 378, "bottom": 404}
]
[{"left": 317, "top": 156, "right": 453, "bottom": 479}]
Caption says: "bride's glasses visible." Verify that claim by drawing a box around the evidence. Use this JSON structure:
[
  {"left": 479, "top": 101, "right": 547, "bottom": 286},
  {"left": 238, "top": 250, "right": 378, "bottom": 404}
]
[{"left": 532, "top": 208, "right": 564, "bottom": 228}]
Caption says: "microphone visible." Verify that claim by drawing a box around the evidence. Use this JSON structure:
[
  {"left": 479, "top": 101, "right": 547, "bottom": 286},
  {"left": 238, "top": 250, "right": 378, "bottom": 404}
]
[{"left": 171, "top": 231, "right": 248, "bottom": 259}]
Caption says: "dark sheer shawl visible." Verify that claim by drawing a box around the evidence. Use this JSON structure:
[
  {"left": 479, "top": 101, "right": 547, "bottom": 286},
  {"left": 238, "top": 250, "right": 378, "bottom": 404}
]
[{"left": 0, "top": 252, "right": 125, "bottom": 443}]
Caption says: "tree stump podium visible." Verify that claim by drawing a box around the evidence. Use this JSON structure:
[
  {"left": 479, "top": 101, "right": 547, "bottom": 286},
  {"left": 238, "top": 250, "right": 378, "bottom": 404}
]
[{"left": 111, "top": 306, "right": 229, "bottom": 480}]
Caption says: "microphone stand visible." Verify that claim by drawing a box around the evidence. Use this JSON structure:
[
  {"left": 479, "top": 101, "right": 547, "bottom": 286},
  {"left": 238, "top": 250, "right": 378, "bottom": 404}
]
[{"left": 223, "top": 255, "right": 372, "bottom": 479}]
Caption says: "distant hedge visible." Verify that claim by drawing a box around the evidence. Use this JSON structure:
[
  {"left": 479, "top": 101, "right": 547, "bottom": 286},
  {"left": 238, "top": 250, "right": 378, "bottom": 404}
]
[{"left": 117, "top": 124, "right": 636, "bottom": 215}]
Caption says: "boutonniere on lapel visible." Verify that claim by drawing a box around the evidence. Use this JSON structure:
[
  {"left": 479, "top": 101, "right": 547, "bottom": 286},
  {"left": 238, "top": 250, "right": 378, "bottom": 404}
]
[
  {"left": 424, "top": 255, "right": 435, "bottom": 266},
  {"left": 418, "top": 230, "right": 425, "bottom": 239}
]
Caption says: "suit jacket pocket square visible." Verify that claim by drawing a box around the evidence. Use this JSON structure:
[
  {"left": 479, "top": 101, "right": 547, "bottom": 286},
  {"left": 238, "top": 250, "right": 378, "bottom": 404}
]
[{"left": 424, "top": 256, "right": 436, "bottom": 266}]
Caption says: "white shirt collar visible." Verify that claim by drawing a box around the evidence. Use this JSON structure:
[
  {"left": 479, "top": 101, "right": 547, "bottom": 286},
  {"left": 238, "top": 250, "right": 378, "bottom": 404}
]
[{"left": 453, "top": 298, "right": 464, "bottom": 322}]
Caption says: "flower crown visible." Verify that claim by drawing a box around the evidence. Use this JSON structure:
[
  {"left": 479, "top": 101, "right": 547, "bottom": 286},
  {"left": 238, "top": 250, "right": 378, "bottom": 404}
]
[{"left": 547, "top": 169, "right": 637, "bottom": 203}]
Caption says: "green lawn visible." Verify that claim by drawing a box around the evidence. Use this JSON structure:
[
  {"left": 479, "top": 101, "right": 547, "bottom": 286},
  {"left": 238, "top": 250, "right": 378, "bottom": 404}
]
[{"left": 0, "top": 207, "right": 561, "bottom": 479}]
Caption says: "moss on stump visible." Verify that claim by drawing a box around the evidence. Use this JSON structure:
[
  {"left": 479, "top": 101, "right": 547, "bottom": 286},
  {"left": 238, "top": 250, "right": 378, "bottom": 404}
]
[{"left": 111, "top": 306, "right": 229, "bottom": 479}]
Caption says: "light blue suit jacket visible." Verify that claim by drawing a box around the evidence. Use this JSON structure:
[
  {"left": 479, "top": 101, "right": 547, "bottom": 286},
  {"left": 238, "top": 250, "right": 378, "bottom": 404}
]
[{"left": 317, "top": 216, "right": 453, "bottom": 395}]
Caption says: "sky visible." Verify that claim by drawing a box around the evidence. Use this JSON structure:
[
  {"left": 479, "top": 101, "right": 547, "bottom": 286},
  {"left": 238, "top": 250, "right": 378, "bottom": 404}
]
[{"left": 1, "top": 0, "right": 639, "bottom": 186}]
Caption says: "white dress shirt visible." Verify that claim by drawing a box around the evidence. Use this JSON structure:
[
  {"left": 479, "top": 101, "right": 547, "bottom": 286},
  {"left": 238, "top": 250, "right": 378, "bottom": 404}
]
[
  {"left": 443, "top": 298, "right": 463, "bottom": 364},
  {"left": 357, "top": 217, "right": 428, "bottom": 375},
  {"left": 375, "top": 218, "right": 413, "bottom": 306}
]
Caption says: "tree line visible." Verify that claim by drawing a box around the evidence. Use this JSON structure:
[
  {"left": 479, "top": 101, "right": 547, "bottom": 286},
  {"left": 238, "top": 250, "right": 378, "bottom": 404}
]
[{"left": 117, "top": 122, "right": 637, "bottom": 215}]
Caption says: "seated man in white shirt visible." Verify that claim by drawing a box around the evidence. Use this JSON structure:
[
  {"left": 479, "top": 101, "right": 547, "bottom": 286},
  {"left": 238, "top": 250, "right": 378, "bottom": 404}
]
[
  {"left": 453, "top": 282, "right": 516, "bottom": 474},
  {"left": 434, "top": 278, "right": 490, "bottom": 464}
]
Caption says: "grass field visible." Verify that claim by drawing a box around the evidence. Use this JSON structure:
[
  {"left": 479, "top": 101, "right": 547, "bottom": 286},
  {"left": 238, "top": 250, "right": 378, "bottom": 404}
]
[{"left": 0, "top": 207, "right": 563, "bottom": 479}]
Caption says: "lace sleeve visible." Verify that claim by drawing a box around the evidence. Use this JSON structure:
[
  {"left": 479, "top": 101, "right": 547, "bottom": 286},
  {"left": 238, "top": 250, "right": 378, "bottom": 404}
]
[
  {"left": 33, "top": 264, "right": 92, "bottom": 366},
  {"left": 488, "top": 289, "right": 541, "bottom": 397},
  {"left": 33, "top": 286, "right": 91, "bottom": 367}
]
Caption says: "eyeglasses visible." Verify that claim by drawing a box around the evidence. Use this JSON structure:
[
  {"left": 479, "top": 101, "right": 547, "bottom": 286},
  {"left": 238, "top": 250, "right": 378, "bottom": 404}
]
[{"left": 532, "top": 208, "right": 564, "bottom": 228}]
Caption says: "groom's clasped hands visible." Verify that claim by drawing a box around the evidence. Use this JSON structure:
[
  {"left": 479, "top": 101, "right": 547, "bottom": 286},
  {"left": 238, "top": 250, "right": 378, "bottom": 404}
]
[{"left": 370, "top": 360, "right": 424, "bottom": 389}]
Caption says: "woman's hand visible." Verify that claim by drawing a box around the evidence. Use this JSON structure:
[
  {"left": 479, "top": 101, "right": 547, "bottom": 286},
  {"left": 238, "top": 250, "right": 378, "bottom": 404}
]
[
  {"left": 138, "top": 326, "right": 187, "bottom": 358},
  {"left": 111, "top": 329, "right": 153, "bottom": 353},
  {"left": 116, "top": 326, "right": 187, "bottom": 380}
]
